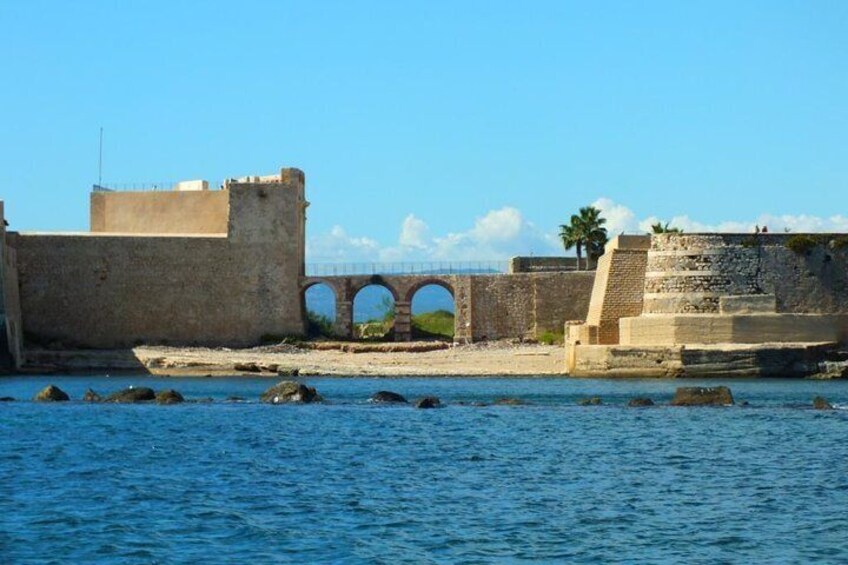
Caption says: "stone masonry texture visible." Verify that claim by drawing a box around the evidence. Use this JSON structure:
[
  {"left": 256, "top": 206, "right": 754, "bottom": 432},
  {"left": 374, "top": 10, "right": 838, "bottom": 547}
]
[{"left": 14, "top": 170, "right": 307, "bottom": 348}]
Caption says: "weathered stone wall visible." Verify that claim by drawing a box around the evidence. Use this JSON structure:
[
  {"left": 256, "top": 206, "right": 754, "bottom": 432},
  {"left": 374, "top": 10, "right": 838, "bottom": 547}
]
[
  {"left": 0, "top": 202, "right": 23, "bottom": 368},
  {"left": 469, "top": 272, "right": 594, "bottom": 341},
  {"left": 16, "top": 169, "right": 307, "bottom": 348},
  {"left": 509, "top": 256, "right": 582, "bottom": 273},
  {"left": 91, "top": 189, "right": 229, "bottom": 234},
  {"left": 582, "top": 236, "right": 650, "bottom": 345},
  {"left": 646, "top": 234, "right": 848, "bottom": 315}
]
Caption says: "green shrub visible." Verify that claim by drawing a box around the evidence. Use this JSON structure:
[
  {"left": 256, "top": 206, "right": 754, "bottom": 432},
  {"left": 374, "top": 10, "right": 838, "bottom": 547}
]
[
  {"left": 306, "top": 310, "right": 335, "bottom": 338},
  {"left": 785, "top": 234, "right": 819, "bottom": 255},
  {"left": 537, "top": 330, "right": 564, "bottom": 345}
]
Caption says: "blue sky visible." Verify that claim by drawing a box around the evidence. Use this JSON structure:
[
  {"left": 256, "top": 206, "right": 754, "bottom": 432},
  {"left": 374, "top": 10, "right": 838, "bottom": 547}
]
[{"left": 2, "top": 1, "right": 847, "bottom": 261}]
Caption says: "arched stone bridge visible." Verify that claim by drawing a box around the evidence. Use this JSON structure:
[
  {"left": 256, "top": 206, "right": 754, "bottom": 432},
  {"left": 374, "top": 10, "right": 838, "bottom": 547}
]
[{"left": 301, "top": 274, "right": 471, "bottom": 341}]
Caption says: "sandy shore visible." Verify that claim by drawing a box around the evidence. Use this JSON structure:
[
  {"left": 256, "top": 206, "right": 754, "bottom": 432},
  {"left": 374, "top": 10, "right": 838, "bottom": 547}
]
[{"left": 25, "top": 340, "right": 567, "bottom": 377}]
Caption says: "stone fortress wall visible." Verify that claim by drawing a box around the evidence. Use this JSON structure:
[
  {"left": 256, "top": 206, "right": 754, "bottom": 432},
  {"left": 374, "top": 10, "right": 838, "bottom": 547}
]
[
  {"left": 11, "top": 169, "right": 308, "bottom": 348},
  {"left": 568, "top": 232, "right": 848, "bottom": 376},
  {"left": 0, "top": 165, "right": 596, "bottom": 364},
  {"left": 0, "top": 203, "right": 23, "bottom": 368},
  {"left": 90, "top": 189, "right": 229, "bottom": 234},
  {"left": 642, "top": 233, "right": 848, "bottom": 315}
]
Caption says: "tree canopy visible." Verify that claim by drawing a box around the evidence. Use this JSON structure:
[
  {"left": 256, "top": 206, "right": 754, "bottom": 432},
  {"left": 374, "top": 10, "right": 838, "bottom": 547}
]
[{"left": 559, "top": 206, "right": 608, "bottom": 269}]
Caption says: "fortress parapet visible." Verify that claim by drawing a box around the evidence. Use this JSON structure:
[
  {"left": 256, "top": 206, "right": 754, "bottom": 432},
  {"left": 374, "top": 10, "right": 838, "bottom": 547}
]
[
  {"left": 12, "top": 168, "right": 308, "bottom": 348},
  {"left": 567, "top": 233, "right": 848, "bottom": 377}
]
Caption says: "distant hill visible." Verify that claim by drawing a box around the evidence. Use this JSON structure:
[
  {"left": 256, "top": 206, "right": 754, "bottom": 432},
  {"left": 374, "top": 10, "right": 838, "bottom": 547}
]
[{"left": 305, "top": 284, "right": 455, "bottom": 322}]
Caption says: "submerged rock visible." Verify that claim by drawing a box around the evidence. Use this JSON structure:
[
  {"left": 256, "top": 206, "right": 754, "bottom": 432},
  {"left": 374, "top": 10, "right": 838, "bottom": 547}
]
[
  {"left": 415, "top": 396, "right": 442, "bottom": 409},
  {"left": 578, "top": 397, "right": 602, "bottom": 406},
  {"left": 155, "top": 389, "right": 185, "bottom": 405},
  {"left": 813, "top": 396, "right": 834, "bottom": 410},
  {"left": 0, "top": 396, "right": 15, "bottom": 402},
  {"left": 628, "top": 397, "right": 655, "bottom": 407},
  {"left": 83, "top": 389, "right": 102, "bottom": 402},
  {"left": 260, "top": 381, "right": 322, "bottom": 404},
  {"left": 105, "top": 387, "right": 156, "bottom": 403},
  {"left": 370, "top": 391, "right": 408, "bottom": 404},
  {"left": 34, "top": 385, "right": 70, "bottom": 402},
  {"left": 670, "top": 386, "right": 734, "bottom": 407},
  {"left": 494, "top": 398, "right": 526, "bottom": 406}
]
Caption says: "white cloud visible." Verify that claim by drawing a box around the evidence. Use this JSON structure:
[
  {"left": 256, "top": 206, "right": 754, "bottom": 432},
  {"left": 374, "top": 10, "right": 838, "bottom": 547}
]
[
  {"left": 470, "top": 207, "right": 523, "bottom": 243},
  {"left": 307, "top": 207, "right": 561, "bottom": 263},
  {"left": 306, "top": 225, "right": 381, "bottom": 262},
  {"left": 307, "top": 201, "right": 848, "bottom": 264},
  {"left": 398, "top": 214, "right": 429, "bottom": 249},
  {"left": 591, "top": 197, "right": 638, "bottom": 235}
]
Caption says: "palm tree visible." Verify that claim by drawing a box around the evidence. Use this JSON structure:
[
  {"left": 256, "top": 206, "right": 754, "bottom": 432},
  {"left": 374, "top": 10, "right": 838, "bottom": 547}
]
[
  {"left": 560, "top": 206, "right": 609, "bottom": 270},
  {"left": 650, "top": 221, "right": 682, "bottom": 234},
  {"left": 580, "top": 206, "right": 608, "bottom": 267},
  {"left": 559, "top": 222, "right": 583, "bottom": 269}
]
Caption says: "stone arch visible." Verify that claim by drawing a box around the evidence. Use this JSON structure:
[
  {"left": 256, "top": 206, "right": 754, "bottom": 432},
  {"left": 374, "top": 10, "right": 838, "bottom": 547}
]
[
  {"left": 351, "top": 275, "right": 401, "bottom": 303},
  {"left": 301, "top": 279, "right": 338, "bottom": 337},
  {"left": 300, "top": 277, "right": 348, "bottom": 337},
  {"left": 403, "top": 277, "right": 455, "bottom": 303},
  {"left": 351, "top": 279, "right": 401, "bottom": 341},
  {"left": 405, "top": 278, "right": 457, "bottom": 341},
  {"left": 301, "top": 277, "right": 341, "bottom": 297}
]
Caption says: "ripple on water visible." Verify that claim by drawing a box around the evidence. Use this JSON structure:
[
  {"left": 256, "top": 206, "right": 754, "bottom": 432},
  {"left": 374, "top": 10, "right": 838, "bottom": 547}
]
[{"left": 3, "top": 376, "right": 848, "bottom": 562}]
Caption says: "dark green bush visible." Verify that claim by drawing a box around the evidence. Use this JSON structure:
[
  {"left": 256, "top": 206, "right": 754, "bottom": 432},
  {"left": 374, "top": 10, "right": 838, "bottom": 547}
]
[
  {"left": 785, "top": 234, "right": 819, "bottom": 255},
  {"left": 306, "top": 311, "right": 335, "bottom": 338}
]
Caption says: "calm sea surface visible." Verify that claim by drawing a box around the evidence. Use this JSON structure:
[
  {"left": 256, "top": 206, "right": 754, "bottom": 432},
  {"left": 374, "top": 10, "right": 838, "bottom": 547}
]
[{"left": 2, "top": 375, "right": 848, "bottom": 564}]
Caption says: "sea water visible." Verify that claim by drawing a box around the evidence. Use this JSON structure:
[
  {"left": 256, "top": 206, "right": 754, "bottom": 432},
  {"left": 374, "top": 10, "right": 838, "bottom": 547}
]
[{"left": 2, "top": 376, "right": 848, "bottom": 563}]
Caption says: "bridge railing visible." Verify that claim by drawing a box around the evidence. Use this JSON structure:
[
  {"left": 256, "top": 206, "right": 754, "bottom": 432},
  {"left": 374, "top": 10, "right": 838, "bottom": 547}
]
[{"left": 306, "top": 261, "right": 509, "bottom": 277}]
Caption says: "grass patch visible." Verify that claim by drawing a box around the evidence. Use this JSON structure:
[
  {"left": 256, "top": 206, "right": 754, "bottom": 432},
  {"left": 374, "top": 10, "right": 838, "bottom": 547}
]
[
  {"left": 537, "top": 330, "right": 564, "bottom": 345},
  {"left": 412, "top": 310, "right": 455, "bottom": 340}
]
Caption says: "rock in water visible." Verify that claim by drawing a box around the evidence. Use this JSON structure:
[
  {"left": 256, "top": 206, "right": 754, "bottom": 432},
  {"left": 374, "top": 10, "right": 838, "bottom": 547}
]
[
  {"left": 34, "top": 385, "right": 70, "bottom": 402},
  {"left": 105, "top": 387, "right": 156, "bottom": 403},
  {"left": 260, "top": 381, "right": 322, "bottom": 404},
  {"left": 578, "top": 397, "right": 602, "bottom": 406},
  {"left": 671, "top": 386, "right": 734, "bottom": 406},
  {"left": 415, "top": 396, "right": 442, "bottom": 409},
  {"left": 0, "top": 396, "right": 15, "bottom": 402},
  {"left": 155, "top": 389, "right": 185, "bottom": 405},
  {"left": 370, "top": 391, "right": 408, "bottom": 404},
  {"left": 494, "top": 398, "right": 525, "bottom": 406},
  {"left": 83, "top": 389, "right": 102, "bottom": 402},
  {"left": 813, "top": 396, "right": 834, "bottom": 410},
  {"left": 628, "top": 397, "right": 655, "bottom": 407}
]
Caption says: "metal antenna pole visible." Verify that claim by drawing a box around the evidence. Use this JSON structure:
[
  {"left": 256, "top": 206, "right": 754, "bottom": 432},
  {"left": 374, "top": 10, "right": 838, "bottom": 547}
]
[{"left": 98, "top": 127, "right": 103, "bottom": 187}]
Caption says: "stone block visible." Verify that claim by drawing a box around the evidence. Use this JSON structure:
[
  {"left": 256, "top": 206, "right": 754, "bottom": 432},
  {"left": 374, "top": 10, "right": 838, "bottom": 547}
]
[{"left": 719, "top": 294, "right": 776, "bottom": 314}]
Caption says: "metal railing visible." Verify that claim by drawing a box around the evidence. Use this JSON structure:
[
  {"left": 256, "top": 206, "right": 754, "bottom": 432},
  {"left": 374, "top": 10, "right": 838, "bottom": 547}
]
[
  {"left": 306, "top": 260, "right": 509, "bottom": 277},
  {"left": 92, "top": 181, "right": 226, "bottom": 192}
]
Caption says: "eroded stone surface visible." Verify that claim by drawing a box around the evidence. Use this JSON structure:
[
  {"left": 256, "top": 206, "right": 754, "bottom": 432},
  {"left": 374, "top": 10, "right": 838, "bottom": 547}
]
[
  {"left": 260, "top": 381, "right": 322, "bottom": 404},
  {"left": 671, "top": 386, "right": 734, "bottom": 406},
  {"left": 34, "top": 385, "right": 69, "bottom": 402}
]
